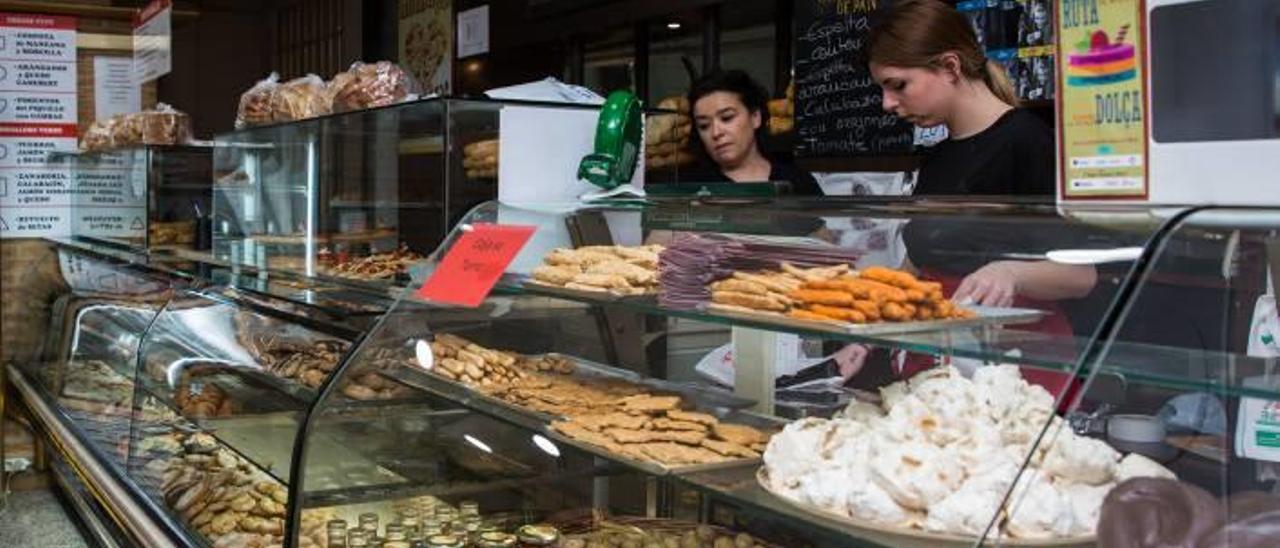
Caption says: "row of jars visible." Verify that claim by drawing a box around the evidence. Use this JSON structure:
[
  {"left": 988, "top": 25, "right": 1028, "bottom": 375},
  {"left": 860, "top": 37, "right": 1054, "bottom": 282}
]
[{"left": 326, "top": 500, "right": 558, "bottom": 548}]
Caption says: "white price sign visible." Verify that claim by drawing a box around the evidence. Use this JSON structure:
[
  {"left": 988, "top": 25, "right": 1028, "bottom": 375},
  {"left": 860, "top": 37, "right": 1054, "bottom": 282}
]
[{"left": 133, "top": 0, "right": 172, "bottom": 84}]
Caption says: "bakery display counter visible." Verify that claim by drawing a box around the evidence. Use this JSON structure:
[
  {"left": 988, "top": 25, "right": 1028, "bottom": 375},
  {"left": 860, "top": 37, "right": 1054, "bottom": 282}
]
[
  {"left": 211, "top": 96, "right": 683, "bottom": 287},
  {"left": 16, "top": 199, "right": 1280, "bottom": 547}
]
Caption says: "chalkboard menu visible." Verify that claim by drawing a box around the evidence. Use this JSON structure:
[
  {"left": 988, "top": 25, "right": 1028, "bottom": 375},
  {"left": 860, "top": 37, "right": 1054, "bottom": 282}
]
[{"left": 793, "top": 0, "right": 915, "bottom": 157}]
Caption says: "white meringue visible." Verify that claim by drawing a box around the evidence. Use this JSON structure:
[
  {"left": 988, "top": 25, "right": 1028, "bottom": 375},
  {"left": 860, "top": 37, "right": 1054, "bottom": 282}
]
[
  {"left": 1005, "top": 470, "right": 1076, "bottom": 539},
  {"left": 1059, "top": 481, "right": 1113, "bottom": 535},
  {"left": 1041, "top": 431, "right": 1120, "bottom": 485},
  {"left": 1114, "top": 453, "right": 1176, "bottom": 482},
  {"left": 870, "top": 440, "right": 963, "bottom": 510}
]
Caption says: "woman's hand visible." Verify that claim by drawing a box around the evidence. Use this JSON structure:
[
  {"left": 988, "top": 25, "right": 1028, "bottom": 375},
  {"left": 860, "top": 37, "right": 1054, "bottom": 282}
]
[
  {"left": 832, "top": 343, "right": 870, "bottom": 381},
  {"left": 954, "top": 261, "right": 1020, "bottom": 307},
  {"left": 954, "top": 260, "right": 1099, "bottom": 307}
]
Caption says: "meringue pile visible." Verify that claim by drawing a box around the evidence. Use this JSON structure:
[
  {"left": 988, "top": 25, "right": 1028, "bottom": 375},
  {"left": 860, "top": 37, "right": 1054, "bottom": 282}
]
[{"left": 762, "top": 365, "right": 1176, "bottom": 540}]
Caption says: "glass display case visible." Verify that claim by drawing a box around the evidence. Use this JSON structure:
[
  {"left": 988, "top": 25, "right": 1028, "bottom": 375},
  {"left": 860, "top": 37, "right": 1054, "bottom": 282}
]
[
  {"left": 14, "top": 198, "right": 1280, "bottom": 548},
  {"left": 212, "top": 97, "right": 684, "bottom": 285},
  {"left": 55, "top": 145, "right": 214, "bottom": 251}
]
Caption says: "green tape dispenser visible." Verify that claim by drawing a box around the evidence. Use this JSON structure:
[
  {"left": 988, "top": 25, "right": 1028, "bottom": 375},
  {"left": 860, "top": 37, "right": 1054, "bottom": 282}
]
[{"left": 578, "top": 89, "right": 642, "bottom": 191}]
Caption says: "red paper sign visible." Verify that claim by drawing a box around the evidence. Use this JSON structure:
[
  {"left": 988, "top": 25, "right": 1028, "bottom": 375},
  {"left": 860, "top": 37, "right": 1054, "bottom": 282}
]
[{"left": 416, "top": 223, "right": 536, "bottom": 307}]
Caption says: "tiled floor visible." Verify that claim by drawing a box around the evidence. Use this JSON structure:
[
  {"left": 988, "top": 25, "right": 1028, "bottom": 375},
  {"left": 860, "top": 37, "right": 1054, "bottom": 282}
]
[{"left": 0, "top": 486, "right": 91, "bottom": 548}]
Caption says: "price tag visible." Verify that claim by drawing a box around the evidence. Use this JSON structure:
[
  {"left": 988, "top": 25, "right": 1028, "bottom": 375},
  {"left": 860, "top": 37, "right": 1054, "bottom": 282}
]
[{"left": 416, "top": 223, "right": 536, "bottom": 307}]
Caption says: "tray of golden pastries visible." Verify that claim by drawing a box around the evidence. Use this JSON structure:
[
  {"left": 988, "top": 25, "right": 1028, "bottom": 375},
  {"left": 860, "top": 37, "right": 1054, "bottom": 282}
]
[
  {"left": 417, "top": 333, "right": 755, "bottom": 419},
  {"left": 544, "top": 405, "right": 779, "bottom": 476},
  {"left": 756, "top": 469, "right": 1094, "bottom": 548},
  {"left": 523, "top": 244, "right": 663, "bottom": 299},
  {"left": 703, "top": 265, "right": 1045, "bottom": 336}
]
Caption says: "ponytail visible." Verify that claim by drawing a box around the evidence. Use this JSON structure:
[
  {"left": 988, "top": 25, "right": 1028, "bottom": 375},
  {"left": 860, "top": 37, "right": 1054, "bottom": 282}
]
[{"left": 983, "top": 60, "right": 1020, "bottom": 107}]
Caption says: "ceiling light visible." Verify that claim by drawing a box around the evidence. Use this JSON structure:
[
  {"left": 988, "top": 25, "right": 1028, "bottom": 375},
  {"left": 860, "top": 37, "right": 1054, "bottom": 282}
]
[
  {"left": 464, "top": 434, "right": 493, "bottom": 454},
  {"left": 667, "top": 22, "right": 682, "bottom": 30},
  {"left": 532, "top": 434, "right": 561, "bottom": 457}
]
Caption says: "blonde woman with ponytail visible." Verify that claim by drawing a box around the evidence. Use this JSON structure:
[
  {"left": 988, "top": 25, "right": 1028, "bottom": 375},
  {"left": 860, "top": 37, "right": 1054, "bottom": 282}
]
[{"left": 868, "top": 0, "right": 1054, "bottom": 196}]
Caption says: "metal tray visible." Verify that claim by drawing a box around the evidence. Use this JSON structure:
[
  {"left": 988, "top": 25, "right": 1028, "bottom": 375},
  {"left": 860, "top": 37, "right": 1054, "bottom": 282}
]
[
  {"left": 705, "top": 303, "right": 1047, "bottom": 336},
  {"left": 755, "top": 468, "right": 1095, "bottom": 548},
  {"left": 542, "top": 409, "right": 785, "bottom": 477},
  {"left": 390, "top": 352, "right": 756, "bottom": 425}
]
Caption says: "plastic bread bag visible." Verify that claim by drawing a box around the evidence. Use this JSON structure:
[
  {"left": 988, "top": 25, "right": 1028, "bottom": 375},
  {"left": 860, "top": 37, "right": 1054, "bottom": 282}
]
[
  {"left": 140, "top": 103, "right": 193, "bottom": 144},
  {"left": 270, "top": 74, "right": 330, "bottom": 122},
  {"left": 330, "top": 61, "right": 420, "bottom": 113},
  {"left": 80, "top": 117, "right": 117, "bottom": 151},
  {"left": 236, "top": 72, "right": 280, "bottom": 128},
  {"left": 112, "top": 112, "right": 145, "bottom": 147}
]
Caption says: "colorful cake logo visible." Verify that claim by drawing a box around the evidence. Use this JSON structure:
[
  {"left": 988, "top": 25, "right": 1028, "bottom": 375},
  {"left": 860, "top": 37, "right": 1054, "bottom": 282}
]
[{"left": 1067, "top": 25, "right": 1136, "bottom": 86}]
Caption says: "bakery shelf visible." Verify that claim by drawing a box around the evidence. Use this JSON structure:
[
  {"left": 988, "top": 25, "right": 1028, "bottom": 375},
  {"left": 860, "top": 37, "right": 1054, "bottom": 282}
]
[
  {"left": 302, "top": 461, "right": 620, "bottom": 509},
  {"left": 487, "top": 282, "right": 1086, "bottom": 377},
  {"left": 328, "top": 200, "right": 444, "bottom": 209}
]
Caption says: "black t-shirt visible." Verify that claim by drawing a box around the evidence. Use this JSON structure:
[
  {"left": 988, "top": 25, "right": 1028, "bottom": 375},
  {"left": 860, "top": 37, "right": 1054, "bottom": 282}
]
[
  {"left": 915, "top": 109, "right": 1054, "bottom": 196},
  {"left": 683, "top": 159, "right": 825, "bottom": 196}
]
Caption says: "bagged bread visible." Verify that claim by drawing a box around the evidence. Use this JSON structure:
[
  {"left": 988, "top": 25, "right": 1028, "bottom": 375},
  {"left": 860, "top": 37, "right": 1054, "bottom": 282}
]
[
  {"left": 139, "top": 103, "right": 193, "bottom": 144},
  {"left": 237, "top": 72, "right": 280, "bottom": 128},
  {"left": 80, "top": 117, "right": 116, "bottom": 151},
  {"left": 331, "top": 61, "right": 419, "bottom": 112},
  {"left": 270, "top": 75, "right": 330, "bottom": 122}
]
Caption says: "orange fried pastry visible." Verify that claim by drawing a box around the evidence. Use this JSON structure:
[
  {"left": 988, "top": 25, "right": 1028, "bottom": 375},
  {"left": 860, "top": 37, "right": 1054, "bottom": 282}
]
[
  {"left": 808, "top": 304, "right": 867, "bottom": 323},
  {"left": 788, "top": 309, "right": 839, "bottom": 322},
  {"left": 860, "top": 266, "right": 920, "bottom": 288},
  {"left": 846, "top": 300, "right": 881, "bottom": 322},
  {"left": 881, "top": 302, "right": 912, "bottom": 322},
  {"left": 788, "top": 289, "right": 854, "bottom": 307}
]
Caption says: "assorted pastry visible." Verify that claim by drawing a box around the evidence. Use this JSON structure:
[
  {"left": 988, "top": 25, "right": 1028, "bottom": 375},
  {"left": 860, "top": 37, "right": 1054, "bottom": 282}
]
[
  {"left": 555, "top": 513, "right": 776, "bottom": 548},
  {"left": 767, "top": 80, "right": 795, "bottom": 135},
  {"left": 428, "top": 333, "right": 574, "bottom": 387},
  {"left": 319, "top": 244, "right": 424, "bottom": 281},
  {"left": 463, "top": 138, "right": 498, "bottom": 179},
  {"left": 709, "top": 265, "right": 975, "bottom": 325},
  {"left": 80, "top": 104, "right": 193, "bottom": 151},
  {"left": 530, "top": 245, "right": 664, "bottom": 296},
  {"left": 136, "top": 429, "right": 320, "bottom": 548},
  {"left": 173, "top": 375, "right": 237, "bottom": 418},
  {"left": 550, "top": 403, "right": 771, "bottom": 468},
  {"left": 761, "top": 364, "right": 1178, "bottom": 539},
  {"left": 645, "top": 95, "right": 695, "bottom": 170},
  {"left": 148, "top": 220, "right": 195, "bottom": 246},
  {"left": 236, "top": 61, "right": 417, "bottom": 127}
]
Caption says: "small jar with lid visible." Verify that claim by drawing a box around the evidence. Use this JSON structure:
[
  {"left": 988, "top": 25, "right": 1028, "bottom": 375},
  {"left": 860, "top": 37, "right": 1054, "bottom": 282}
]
[
  {"left": 401, "top": 515, "right": 422, "bottom": 536},
  {"left": 383, "top": 542, "right": 411, "bottom": 548},
  {"left": 359, "top": 513, "right": 380, "bottom": 535},
  {"left": 384, "top": 529, "right": 408, "bottom": 544},
  {"left": 514, "top": 524, "right": 560, "bottom": 547},
  {"left": 476, "top": 532, "right": 517, "bottom": 548},
  {"left": 425, "top": 533, "right": 464, "bottom": 548},
  {"left": 459, "top": 500, "right": 479, "bottom": 517},
  {"left": 327, "top": 520, "right": 350, "bottom": 548},
  {"left": 348, "top": 531, "right": 370, "bottom": 548},
  {"left": 461, "top": 515, "right": 481, "bottom": 543}
]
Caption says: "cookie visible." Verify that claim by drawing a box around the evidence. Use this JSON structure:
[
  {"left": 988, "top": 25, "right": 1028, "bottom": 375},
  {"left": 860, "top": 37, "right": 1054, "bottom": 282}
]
[
  {"left": 712, "top": 423, "right": 769, "bottom": 446},
  {"left": 652, "top": 418, "right": 708, "bottom": 432},
  {"left": 620, "top": 395, "right": 681, "bottom": 413},
  {"left": 666, "top": 409, "right": 717, "bottom": 425},
  {"left": 702, "top": 438, "right": 760, "bottom": 459}
]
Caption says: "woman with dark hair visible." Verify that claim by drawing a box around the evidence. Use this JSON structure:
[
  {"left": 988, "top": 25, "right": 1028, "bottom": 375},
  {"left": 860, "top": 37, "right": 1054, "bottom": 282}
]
[
  {"left": 868, "top": 0, "right": 1055, "bottom": 196},
  {"left": 684, "top": 69, "right": 823, "bottom": 195}
]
